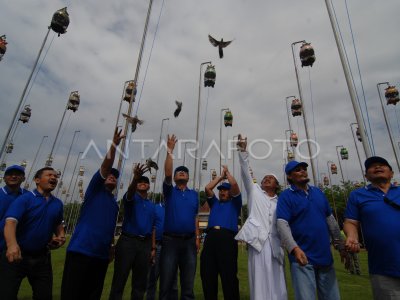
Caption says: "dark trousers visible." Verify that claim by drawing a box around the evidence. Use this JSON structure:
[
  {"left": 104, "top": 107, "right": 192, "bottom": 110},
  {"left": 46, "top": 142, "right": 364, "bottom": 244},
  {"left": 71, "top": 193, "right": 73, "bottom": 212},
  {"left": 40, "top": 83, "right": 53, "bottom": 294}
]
[
  {"left": 109, "top": 233, "right": 152, "bottom": 300},
  {"left": 0, "top": 249, "right": 53, "bottom": 300},
  {"left": 159, "top": 234, "right": 197, "bottom": 300},
  {"left": 200, "top": 228, "right": 239, "bottom": 300},
  {"left": 61, "top": 251, "right": 109, "bottom": 300}
]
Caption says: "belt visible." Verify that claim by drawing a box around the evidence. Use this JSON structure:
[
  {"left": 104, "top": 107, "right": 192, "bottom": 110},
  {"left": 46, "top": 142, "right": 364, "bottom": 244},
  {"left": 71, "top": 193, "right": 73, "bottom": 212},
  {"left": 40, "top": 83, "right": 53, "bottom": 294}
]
[
  {"left": 122, "top": 232, "right": 151, "bottom": 241},
  {"left": 163, "top": 232, "right": 195, "bottom": 240},
  {"left": 207, "top": 226, "right": 236, "bottom": 235}
]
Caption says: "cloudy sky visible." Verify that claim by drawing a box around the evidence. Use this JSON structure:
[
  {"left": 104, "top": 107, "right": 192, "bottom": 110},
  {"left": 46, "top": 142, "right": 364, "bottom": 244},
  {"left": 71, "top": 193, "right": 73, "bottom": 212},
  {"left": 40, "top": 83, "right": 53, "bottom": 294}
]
[{"left": 1, "top": 0, "right": 399, "bottom": 201}]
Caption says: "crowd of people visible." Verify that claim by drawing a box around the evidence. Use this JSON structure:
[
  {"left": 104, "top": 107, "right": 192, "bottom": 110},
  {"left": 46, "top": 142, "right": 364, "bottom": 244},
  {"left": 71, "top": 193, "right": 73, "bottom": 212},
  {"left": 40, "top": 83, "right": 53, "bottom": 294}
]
[{"left": 0, "top": 129, "right": 399, "bottom": 300}]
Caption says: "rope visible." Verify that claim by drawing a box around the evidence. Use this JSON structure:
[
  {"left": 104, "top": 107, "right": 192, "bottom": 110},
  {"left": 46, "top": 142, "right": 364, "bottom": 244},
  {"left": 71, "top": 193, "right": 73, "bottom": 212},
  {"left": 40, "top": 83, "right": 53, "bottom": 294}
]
[{"left": 307, "top": 68, "right": 319, "bottom": 179}]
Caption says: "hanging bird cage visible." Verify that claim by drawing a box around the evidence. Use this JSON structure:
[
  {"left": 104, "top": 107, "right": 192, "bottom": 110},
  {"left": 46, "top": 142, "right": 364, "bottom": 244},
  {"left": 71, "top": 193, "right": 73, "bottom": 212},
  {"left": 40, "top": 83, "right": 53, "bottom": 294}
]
[
  {"left": 151, "top": 175, "right": 156, "bottom": 183},
  {"left": 79, "top": 166, "right": 85, "bottom": 176},
  {"left": 287, "top": 151, "right": 295, "bottom": 161},
  {"left": 356, "top": 127, "right": 362, "bottom": 142},
  {"left": 291, "top": 98, "right": 302, "bottom": 117},
  {"left": 340, "top": 148, "right": 349, "bottom": 160},
  {"left": 202, "top": 160, "right": 208, "bottom": 171},
  {"left": 290, "top": 133, "right": 298, "bottom": 148},
  {"left": 224, "top": 110, "right": 233, "bottom": 127},
  {"left": 0, "top": 163, "right": 6, "bottom": 171},
  {"left": 80, "top": 192, "right": 84, "bottom": 199},
  {"left": 45, "top": 156, "right": 53, "bottom": 167},
  {"left": 299, "top": 42, "right": 316, "bottom": 67},
  {"left": 330, "top": 163, "right": 338, "bottom": 174},
  {"left": 323, "top": 176, "right": 329, "bottom": 186},
  {"left": 123, "top": 81, "right": 137, "bottom": 102},
  {"left": 0, "top": 35, "right": 8, "bottom": 61},
  {"left": 20, "top": 160, "right": 27, "bottom": 168},
  {"left": 62, "top": 188, "right": 67, "bottom": 195},
  {"left": 67, "top": 91, "right": 80, "bottom": 112},
  {"left": 19, "top": 105, "right": 32, "bottom": 123},
  {"left": 318, "top": 183, "right": 323, "bottom": 189},
  {"left": 56, "top": 170, "right": 62, "bottom": 177},
  {"left": 50, "top": 7, "right": 70, "bottom": 36},
  {"left": 78, "top": 179, "right": 83, "bottom": 188},
  {"left": 385, "top": 86, "right": 399, "bottom": 105},
  {"left": 211, "top": 170, "right": 217, "bottom": 180},
  {"left": 204, "top": 65, "right": 216, "bottom": 88},
  {"left": 120, "top": 182, "right": 124, "bottom": 190},
  {"left": 5, "top": 142, "right": 14, "bottom": 154}
]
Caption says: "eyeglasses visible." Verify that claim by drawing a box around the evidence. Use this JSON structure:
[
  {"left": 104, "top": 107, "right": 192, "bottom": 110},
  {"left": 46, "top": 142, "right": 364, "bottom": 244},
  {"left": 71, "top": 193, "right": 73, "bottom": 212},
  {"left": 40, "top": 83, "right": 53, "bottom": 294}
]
[{"left": 384, "top": 197, "right": 400, "bottom": 210}]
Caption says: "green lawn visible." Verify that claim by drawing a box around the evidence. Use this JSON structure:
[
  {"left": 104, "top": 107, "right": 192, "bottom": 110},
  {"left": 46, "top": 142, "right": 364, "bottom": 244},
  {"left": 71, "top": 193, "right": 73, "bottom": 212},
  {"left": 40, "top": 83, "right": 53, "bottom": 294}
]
[{"left": 18, "top": 242, "right": 372, "bottom": 299}]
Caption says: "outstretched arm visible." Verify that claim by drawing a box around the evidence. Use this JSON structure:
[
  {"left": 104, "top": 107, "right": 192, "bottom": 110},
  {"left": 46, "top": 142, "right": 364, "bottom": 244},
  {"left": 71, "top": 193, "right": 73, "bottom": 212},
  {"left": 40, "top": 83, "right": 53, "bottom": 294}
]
[
  {"left": 100, "top": 127, "right": 125, "bottom": 178},
  {"left": 224, "top": 166, "right": 240, "bottom": 196},
  {"left": 164, "top": 134, "right": 177, "bottom": 185},
  {"left": 237, "top": 134, "right": 254, "bottom": 198},
  {"left": 204, "top": 167, "right": 226, "bottom": 198}
]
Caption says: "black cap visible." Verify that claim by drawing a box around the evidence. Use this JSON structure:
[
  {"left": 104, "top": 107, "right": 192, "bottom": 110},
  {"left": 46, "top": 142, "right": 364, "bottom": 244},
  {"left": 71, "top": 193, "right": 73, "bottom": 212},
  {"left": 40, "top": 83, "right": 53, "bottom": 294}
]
[
  {"left": 137, "top": 176, "right": 150, "bottom": 184},
  {"left": 365, "top": 156, "right": 392, "bottom": 171},
  {"left": 174, "top": 166, "right": 189, "bottom": 175}
]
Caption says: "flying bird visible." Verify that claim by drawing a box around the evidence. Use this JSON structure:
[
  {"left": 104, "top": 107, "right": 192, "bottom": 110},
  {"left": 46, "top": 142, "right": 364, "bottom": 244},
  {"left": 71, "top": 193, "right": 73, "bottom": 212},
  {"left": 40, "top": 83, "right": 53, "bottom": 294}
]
[
  {"left": 122, "top": 113, "right": 144, "bottom": 132},
  {"left": 174, "top": 100, "right": 182, "bottom": 118},
  {"left": 208, "top": 34, "right": 233, "bottom": 58},
  {"left": 145, "top": 158, "right": 159, "bottom": 173}
]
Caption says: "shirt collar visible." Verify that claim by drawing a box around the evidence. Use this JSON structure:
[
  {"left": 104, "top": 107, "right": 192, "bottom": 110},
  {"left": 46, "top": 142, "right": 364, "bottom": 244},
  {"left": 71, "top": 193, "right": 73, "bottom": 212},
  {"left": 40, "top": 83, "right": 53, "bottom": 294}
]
[
  {"left": 134, "top": 192, "right": 151, "bottom": 202},
  {"left": 2, "top": 185, "right": 24, "bottom": 195},
  {"left": 365, "top": 183, "right": 397, "bottom": 191},
  {"left": 289, "top": 184, "right": 311, "bottom": 193},
  {"left": 174, "top": 184, "right": 189, "bottom": 192},
  {"left": 31, "top": 189, "right": 55, "bottom": 200}
]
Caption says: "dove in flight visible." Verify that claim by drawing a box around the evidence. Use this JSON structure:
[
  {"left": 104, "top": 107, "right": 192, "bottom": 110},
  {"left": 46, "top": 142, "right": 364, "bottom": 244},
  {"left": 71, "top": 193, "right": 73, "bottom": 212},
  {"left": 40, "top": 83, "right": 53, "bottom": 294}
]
[{"left": 208, "top": 34, "right": 233, "bottom": 58}]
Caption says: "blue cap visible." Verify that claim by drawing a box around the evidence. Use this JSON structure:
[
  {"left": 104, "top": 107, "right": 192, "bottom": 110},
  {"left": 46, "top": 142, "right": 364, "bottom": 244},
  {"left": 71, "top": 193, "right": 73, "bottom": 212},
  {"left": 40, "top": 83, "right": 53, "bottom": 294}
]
[
  {"left": 365, "top": 156, "right": 392, "bottom": 171},
  {"left": 285, "top": 161, "right": 308, "bottom": 175},
  {"left": 174, "top": 166, "right": 189, "bottom": 175},
  {"left": 110, "top": 168, "right": 120, "bottom": 179},
  {"left": 5, "top": 165, "right": 25, "bottom": 176},
  {"left": 217, "top": 182, "right": 231, "bottom": 190}
]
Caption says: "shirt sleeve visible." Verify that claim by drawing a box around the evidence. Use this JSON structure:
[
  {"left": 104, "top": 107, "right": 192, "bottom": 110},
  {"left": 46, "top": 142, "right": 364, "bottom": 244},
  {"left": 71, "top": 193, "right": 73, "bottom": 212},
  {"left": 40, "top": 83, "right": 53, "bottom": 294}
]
[
  {"left": 344, "top": 191, "right": 359, "bottom": 221},
  {"left": 207, "top": 195, "right": 217, "bottom": 208},
  {"left": 84, "top": 170, "right": 105, "bottom": 201},
  {"left": 232, "top": 194, "right": 243, "bottom": 212},
  {"left": 5, "top": 194, "right": 29, "bottom": 221},
  {"left": 276, "top": 191, "right": 291, "bottom": 222},
  {"left": 162, "top": 180, "right": 173, "bottom": 200}
]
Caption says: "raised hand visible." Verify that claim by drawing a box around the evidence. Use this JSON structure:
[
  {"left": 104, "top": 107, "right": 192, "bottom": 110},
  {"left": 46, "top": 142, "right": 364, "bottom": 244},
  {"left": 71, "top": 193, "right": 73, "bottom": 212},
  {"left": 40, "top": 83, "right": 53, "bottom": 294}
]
[
  {"left": 133, "top": 163, "right": 149, "bottom": 180},
  {"left": 236, "top": 134, "right": 247, "bottom": 152},
  {"left": 167, "top": 134, "right": 177, "bottom": 153},
  {"left": 113, "top": 127, "right": 126, "bottom": 146}
]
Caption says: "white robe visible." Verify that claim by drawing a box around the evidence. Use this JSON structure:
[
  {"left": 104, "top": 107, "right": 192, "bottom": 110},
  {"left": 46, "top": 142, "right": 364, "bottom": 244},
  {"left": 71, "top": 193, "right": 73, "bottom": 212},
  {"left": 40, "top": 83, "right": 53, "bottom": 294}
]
[{"left": 235, "top": 151, "right": 287, "bottom": 300}]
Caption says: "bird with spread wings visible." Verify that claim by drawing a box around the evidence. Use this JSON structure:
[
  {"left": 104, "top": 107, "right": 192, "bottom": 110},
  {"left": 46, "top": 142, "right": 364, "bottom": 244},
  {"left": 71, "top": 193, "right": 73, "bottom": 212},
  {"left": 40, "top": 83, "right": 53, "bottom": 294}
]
[{"left": 208, "top": 34, "right": 233, "bottom": 58}]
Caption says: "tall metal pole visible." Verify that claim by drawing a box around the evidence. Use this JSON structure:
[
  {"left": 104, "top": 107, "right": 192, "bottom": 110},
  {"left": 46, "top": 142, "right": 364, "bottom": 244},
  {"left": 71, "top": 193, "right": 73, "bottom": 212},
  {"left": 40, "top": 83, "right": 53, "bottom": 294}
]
[
  {"left": 24, "top": 135, "right": 48, "bottom": 189},
  {"left": 64, "top": 151, "right": 83, "bottom": 204},
  {"left": 350, "top": 123, "right": 366, "bottom": 183},
  {"left": 327, "top": 160, "right": 339, "bottom": 221},
  {"left": 291, "top": 41, "right": 317, "bottom": 185},
  {"left": 152, "top": 118, "right": 169, "bottom": 196},
  {"left": 324, "top": 0, "right": 372, "bottom": 158},
  {"left": 285, "top": 96, "right": 296, "bottom": 132},
  {"left": 117, "top": 0, "right": 154, "bottom": 173},
  {"left": 377, "top": 82, "right": 400, "bottom": 172},
  {"left": 193, "top": 61, "right": 212, "bottom": 190},
  {"left": 56, "top": 130, "right": 80, "bottom": 196},
  {"left": 219, "top": 108, "right": 229, "bottom": 173}
]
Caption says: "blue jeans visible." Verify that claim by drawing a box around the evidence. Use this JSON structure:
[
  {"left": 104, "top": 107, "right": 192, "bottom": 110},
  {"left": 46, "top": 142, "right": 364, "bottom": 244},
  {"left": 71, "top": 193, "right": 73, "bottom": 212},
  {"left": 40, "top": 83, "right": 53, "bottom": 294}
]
[
  {"left": 159, "top": 235, "right": 197, "bottom": 300},
  {"left": 290, "top": 262, "right": 340, "bottom": 300}
]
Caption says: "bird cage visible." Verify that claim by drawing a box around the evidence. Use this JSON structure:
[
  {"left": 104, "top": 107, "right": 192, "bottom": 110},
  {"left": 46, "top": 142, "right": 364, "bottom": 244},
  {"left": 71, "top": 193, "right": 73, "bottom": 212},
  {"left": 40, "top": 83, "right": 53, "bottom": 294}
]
[
  {"left": 50, "top": 7, "right": 70, "bottom": 36},
  {"left": 290, "top": 133, "right": 298, "bottom": 148},
  {"left": 79, "top": 187, "right": 83, "bottom": 194},
  {"left": 291, "top": 98, "right": 302, "bottom": 117},
  {"left": 354, "top": 182, "right": 362, "bottom": 188},
  {"left": 385, "top": 86, "right": 399, "bottom": 105},
  {"left": 5, "top": 142, "right": 14, "bottom": 154},
  {"left": 0, "top": 163, "right": 6, "bottom": 171},
  {"left": 202, "top": 160, "right": 208, "bottom": 171},
  {"left": 0, "top": 35, "right": 7, "bottom": 61},
  {"left": 20, "top": 160, "right": 27, "bottom": 168},
  {"left": 79, "top": 166, "right": 85, "bottom": 176},
  {"left": 80, "top": 192, "right": 84, "bottom": 199},
  {"left": 299, "top": 42, "right": 316, "bottom": 67},
  {"left": 45, "top": 156, "right": 53, "bottom": 167},
  {"left": 151, "top": 175, "right": 156, "bottom": 183},
  {"left": 318, "top": 183, "right": 323, "bottom": 189},
  {"left": 62, "top": 188, "right": 67, "bottom": 195},
  {"left": 19, "top": 105, "right": 32, "bottom": 123},
  {"left": 211, "top": 170, "right": 217, "bottom": 180},
  {"left": 287, "top": 151, "right": 295, "bottom": 162},
  {"left": 340, "top": 148, "right": 349, "bottom": 160},
  {"left": 330, "top": 163, "right": 338, "bottom": 174},
  {"left": 356, "top": 127, "right": 362, "bottom": 142},
  {"left": 224, "top": 110, "right": 233, "bottom": 127},
  {"left": 78, "top": 179, "right": 83, "bottom": 188},
  {"left": 120, "top": 182, "right": 123, "bottom": 190},
  {"left": 56, "top": 170, "right": 62, "bottom": 177},
  {"left": 123, "top": 81, "right": 137, "bottom": 102},
  {"left": 0, "top": 177, "right": 2, "bottom": 184},
  {"left": 67, "top": 91, "right": 80, "bottom": 112},
  {"left": 323, "top": 176, "right": 329, "bottom": 186},
  {"left": 204, "top": 65, "right": 216, "bottom": 87}
]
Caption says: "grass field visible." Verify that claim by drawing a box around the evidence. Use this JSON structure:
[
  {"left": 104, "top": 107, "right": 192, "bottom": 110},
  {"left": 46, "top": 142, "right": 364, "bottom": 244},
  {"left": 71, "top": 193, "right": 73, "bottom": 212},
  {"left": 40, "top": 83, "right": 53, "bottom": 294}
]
[{"left": 18, "top": 242, "right": 372, "bottom": 299}]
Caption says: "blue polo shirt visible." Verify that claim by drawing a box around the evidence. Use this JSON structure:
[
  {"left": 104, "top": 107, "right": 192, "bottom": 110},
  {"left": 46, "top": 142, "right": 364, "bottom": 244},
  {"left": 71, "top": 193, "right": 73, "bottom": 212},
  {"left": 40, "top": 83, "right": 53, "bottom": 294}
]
[
  {"left": 163, "top": 182, "right": 198, "bottom": 234},
  {"left": 122, "top": 192, "right": 156, "bottom": 237},
  {"left": 68, "top": 170, "right": 119, "bottom": 260},
  {"left": 345, "top": 184, "right": 400, "bottom": 277},
  {"left": 0, "top": 186, "right": 28, "bottom": 220},
  {"left": 277, "top": 185, "right": 333, "bottom": 266},
  {"left": 1, "top": 189, "right": 63, "bottom": 253},
  {"left": 154, "top": 203, "right": 165, "bottom": 241},
  {"left": 207, "top": 194, "right": 242, "bottom": 232}
]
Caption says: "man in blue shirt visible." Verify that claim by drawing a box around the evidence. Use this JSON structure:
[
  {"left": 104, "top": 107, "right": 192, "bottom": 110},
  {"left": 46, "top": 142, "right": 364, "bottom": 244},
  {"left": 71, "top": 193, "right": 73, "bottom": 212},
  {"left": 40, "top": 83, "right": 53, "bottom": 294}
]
[
  {"left": 109, "top": 163, "right": 157, "bottom": 299},
  {"left": 159, "top": 134, "right": 200, "bottom": 300},
  {"left": 200, "top": 165, "right": 242, "bottom": 300},
  {"left": 0, "top": 167, "right": 65, "bottom": 300},
  {"left": 344, "top": 156, "right": 400, "bottom": 299},
  {"left": 0, "top": 165, "right": 27, "bottom": 221},
  {"left": 61, "top": 127, "right": 125, "bottom": 300},
  {"left": 276, "top": 160, "right": 348, "bottom": 300}
]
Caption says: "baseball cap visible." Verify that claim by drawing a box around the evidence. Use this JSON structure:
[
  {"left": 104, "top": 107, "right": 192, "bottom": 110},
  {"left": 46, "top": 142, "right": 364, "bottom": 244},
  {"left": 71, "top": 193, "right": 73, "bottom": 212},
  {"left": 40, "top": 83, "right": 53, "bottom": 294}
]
[
  {"left": 285, "top": 161, "right": 308, "bottom": 175},
  {"left": 364, "top": 156, "right": 392, "bottom": 171},
  {"left": 4, "top": 165, "right": 25, "bottom": 176},
  {"left": 174, "top": 166, "right": 189, "bottom": 175},
  {"left": 217, "top": 182, "right": 231, "bottom": 190},
  {"left": 110, "top": 168, "right": 120, "bottom": 179},
  {"left": 137, "top": 176, "right": 150, "bottom": 184}
]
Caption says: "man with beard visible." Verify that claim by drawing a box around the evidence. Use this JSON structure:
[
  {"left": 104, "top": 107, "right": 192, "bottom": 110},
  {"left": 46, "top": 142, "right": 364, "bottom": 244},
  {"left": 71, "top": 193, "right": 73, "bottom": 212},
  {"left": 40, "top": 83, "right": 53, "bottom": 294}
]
[
  {"left": 61, "top": 127, "right": 125, "bottom": 300},
  {"left": 0, "top": 167, "right": 64, "bottom": 300},
  {"left": 276, "top": 161, "right": 348, "bottom": 300},
  {"left": 159, "top": 134, "right": 200, "bottom": 300},
  {"left": 344, "top": 156, "right": 400, "bottom": 299}
]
